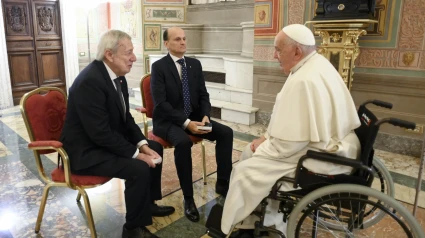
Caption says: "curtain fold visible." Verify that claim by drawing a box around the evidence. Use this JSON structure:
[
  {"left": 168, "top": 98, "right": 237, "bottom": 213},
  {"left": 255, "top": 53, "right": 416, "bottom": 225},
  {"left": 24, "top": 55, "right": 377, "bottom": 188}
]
[{"left": 0, "top": 0, "right": 14, "bottom": 110}]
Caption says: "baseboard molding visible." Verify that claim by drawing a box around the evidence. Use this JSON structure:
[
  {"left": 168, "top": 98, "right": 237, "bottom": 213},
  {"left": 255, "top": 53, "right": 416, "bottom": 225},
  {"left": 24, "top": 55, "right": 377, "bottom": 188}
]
[
  {"left": 374, "top": 132, "right": 423, "bottom": 158},
  {"left": 256, "top": 111, "right": 271, "bottom": 127},
  {"left": 352, "top": 73, "right": 425, "bottom": 98}
]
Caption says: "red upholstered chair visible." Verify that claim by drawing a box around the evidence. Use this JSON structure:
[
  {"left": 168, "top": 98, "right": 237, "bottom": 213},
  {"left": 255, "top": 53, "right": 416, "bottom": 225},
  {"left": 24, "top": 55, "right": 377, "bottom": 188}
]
[
  {"left": 136, "top": 74, "right": 207, "bottom": 185},
  {"left": 20, "top": 87, "right": 111, "bottom": 238}
]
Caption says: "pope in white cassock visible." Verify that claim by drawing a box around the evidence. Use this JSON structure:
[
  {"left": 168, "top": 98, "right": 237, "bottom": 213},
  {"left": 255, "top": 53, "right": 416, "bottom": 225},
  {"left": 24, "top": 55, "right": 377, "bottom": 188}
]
[{"left": 221, "top": 24, "right": 362, "bottom": 235}]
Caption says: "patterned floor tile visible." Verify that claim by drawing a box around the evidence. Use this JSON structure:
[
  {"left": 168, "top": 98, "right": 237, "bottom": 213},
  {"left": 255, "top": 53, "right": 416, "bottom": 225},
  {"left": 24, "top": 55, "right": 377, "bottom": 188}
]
[
  {"left": 0, "top": 161, "right": 92, "bottom": 237},
  {"left": 1, "top": 101, "right": 425, "bottom": 237},
  {"left": 0, "top": 140, "right": 12, "bottom": 157}
]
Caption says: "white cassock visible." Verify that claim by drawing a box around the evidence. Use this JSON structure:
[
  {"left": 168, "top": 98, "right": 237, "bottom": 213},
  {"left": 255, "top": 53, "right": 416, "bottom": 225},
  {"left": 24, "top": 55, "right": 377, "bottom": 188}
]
[{"left": 221, "top": 51, "right": 361, "bottom": 234}]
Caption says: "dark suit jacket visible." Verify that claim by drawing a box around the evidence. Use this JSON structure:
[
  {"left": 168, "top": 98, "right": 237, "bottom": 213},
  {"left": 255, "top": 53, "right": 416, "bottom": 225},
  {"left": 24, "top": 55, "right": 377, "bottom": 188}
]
[
  {"left": 151, "top": 54, "right": 211, "bottom": 139},
  {"left": 60, "top": 60, "right": 145, "bottom": 171}
]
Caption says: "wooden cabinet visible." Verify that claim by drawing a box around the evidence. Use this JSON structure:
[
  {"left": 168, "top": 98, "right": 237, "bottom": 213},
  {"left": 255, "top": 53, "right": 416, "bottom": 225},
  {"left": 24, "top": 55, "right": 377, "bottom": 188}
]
[{"left": 2, "top": 0, "right": 66, "bottom": 104}]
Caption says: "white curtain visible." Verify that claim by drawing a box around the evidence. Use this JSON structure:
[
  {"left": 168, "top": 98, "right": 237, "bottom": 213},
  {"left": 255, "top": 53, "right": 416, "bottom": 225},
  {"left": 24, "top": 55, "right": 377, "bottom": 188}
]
[
  {"left": 0, "top": 0, "right": 14, "bottom": 110},
  {"left": 59, "top": 0, "right": 80, "bottom": 92}
]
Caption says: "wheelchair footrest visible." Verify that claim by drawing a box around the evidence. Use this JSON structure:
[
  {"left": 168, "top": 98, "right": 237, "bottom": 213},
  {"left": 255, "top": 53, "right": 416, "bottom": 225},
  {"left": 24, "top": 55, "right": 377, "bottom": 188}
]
[
  {"left": 205, "top": 204, "right": 226, "bottom": 237},
  {"left": 207, "top": 228, "right": 226, "bottom": 238}
]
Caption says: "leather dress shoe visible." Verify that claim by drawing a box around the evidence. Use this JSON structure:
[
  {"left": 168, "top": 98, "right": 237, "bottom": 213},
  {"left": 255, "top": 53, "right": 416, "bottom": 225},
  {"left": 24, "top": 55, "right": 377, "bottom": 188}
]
[
  {"left": 215, "top": 179, "right": 229, "bottom": 197},
  {"left": 183, "top": 199, "right": 200, "bottom": 222},
  {"left": 122, "top": 226, "right": 159, "bottom": 238},
  {"left": 151, "top": 204, "right": 175, "bottom": 217}
]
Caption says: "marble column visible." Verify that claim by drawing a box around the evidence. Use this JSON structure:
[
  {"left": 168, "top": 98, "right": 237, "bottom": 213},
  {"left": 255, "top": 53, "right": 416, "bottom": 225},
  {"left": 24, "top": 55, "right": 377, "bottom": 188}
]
[
  {"left": 59, "top": 0, "right": 80, "bottom": 92},
  {"left": 0, "top": 0, "right": 14, "bottom": 110},
  {"left": 240, "top": 21, "right": 254, "bottom": 58}
]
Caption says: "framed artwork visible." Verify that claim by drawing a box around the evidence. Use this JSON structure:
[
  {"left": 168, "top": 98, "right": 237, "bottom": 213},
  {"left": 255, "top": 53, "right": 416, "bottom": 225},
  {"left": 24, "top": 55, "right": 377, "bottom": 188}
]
[
  {"left": 120, "top": 0, "right": 139, "bottom": 38},
  {"left": 254, "top": 3, "right": 271, "bottom": 27},
  {"left": 143, "top": 24, "right": 161, "bottom": 51},
  {"left": 144, "top": 55, "right": 151, "bottom": 74},
  {"left": 144, "top": 0, "right": 184, "bottom": 4},
  {"left": 254, "top": 0, "right": 281, "bottom": 38},
  {"left": 143, "top": 5, "right": 186, "bottom": 23}
]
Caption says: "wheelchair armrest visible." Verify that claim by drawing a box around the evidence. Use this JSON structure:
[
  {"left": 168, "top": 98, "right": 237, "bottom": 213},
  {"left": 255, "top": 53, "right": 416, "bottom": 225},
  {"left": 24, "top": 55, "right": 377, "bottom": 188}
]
[
  {"left": 299, "top": 150, "right": 372, "bottom": 172},
  {"left": 293, "top": 150, "right": 372, "bottom": 188}
]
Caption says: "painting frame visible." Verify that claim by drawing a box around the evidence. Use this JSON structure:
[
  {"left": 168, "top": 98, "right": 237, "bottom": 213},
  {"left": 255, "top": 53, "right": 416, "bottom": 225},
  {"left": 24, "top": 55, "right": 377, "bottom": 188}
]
[
  {"left": 143, "top": 5, "right": 186, "bottom": 23},
  {"left": 144, "top": 0, "right": 184, "bottom": 5},
  {"left": 144, "top": 55, "right": 151, "bottom": 74},
  {"left": 143, "top": 24, "right": 162, "bottom": 51},
  {"left": 254, "top": 0, "right": 282, "bottom": 38}
]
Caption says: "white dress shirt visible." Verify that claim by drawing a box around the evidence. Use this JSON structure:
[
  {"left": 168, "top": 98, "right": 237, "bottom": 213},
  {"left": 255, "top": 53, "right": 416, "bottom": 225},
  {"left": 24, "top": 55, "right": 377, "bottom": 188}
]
[{"left": 103, "top": 62, "right": 148, "bottom": 158}]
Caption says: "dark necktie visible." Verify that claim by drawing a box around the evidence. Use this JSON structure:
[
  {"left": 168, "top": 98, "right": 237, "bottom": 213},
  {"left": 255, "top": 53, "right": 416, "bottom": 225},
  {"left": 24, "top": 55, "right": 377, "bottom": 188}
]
[
  {"left": 177, "top": 58, "right": 191, "bottom": 116},
  {"left": 113, "top": 77, "right": 126, "bottom": 121}
]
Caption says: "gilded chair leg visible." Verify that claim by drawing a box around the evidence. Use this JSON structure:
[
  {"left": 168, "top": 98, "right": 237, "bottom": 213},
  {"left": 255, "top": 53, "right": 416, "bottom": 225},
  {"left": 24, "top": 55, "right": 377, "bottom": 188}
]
[
  {"left": 35, "top": 184, "right": 53, "bottom": 233},
  {"left": 76, "top": 192, "right": 82, "bottom": 202},
  {"left": 201, "top": 141, "right": 207, "bottom": 185},
  {"left": 77, "top": 187, "right": 97, "bottom": 238}
]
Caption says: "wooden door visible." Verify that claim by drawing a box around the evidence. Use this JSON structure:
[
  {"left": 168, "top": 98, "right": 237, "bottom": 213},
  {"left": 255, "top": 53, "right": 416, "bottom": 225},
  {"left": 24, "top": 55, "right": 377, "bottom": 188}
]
[{"left": 2, "top": 0, "right": 66, "bottom": 105}]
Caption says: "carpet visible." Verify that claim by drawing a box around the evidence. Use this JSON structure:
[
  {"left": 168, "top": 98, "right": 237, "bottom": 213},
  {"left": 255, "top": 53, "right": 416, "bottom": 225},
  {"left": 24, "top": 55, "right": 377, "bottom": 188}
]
[{"left": 160, "top": 140, "right": 241, "bottom": 196}]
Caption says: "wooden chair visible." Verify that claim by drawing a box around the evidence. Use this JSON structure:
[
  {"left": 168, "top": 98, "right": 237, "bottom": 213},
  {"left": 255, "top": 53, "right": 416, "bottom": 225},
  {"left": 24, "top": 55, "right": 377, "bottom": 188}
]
[
  {"left": 20, "top": 87, "right": 111, "bottom": 238},
  {"left": 136, "top": 74, "right": 207, "bottom": 184}
]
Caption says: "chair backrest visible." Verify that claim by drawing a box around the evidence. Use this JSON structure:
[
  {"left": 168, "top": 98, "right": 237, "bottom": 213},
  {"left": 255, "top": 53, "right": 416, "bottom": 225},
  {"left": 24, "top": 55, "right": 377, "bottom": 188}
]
[
  {"left": 20, "top": 87, "right": 67, "bottom": 154},
  {"left": 140, "top": 74, "right": 154, "bottom": 118},
  {"left": 354, "top": 104, "right": 380, "bottom": 168}
]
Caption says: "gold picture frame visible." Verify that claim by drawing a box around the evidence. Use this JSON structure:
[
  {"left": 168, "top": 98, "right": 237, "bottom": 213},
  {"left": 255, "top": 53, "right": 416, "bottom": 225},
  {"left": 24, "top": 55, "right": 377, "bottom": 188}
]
[
  {"left": 143, "top": 24, "right": 161, "bottom": 51},
  {"left": 143, "top": 5, "right": 186, "bottom": 23}
]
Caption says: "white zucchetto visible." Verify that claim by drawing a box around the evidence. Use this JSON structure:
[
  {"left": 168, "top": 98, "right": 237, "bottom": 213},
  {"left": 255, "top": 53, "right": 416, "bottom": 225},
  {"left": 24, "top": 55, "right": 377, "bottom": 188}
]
[{"left": 282, "top": 24, "right": 316, "bottom": 46}]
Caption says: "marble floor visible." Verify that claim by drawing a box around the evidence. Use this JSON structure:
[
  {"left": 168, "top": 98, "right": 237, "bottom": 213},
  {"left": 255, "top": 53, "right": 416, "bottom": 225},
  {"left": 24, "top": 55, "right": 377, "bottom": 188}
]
[{"left": 0, "top": 98, "right": 425, "bottom": 238}]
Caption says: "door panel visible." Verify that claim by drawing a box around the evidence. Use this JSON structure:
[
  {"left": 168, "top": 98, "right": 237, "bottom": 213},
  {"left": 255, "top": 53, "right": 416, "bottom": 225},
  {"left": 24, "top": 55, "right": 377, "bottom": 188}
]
[
  {"left": 8, "top": 51, "right": 38, "bottom": 104},
  {"left": 2, "top": 0, "right": 66, "bottom": 105},
  {"left": 3, "top": 0, "right": 33, "bottom": 40},
  {"left": 8, "top": 52, "right": 37, "bottom": 87},
  {"left": 32, "top": 0, "right": 60, "bottom": 40},
  {"left": 6, "top": 40, "right": 34, "bottom": 51},
  {"left": 37, "top": 50, "right": 64, "bottom": 85},
  {"left": 35, "top": 39, "right": 61, "bottom": 49}
]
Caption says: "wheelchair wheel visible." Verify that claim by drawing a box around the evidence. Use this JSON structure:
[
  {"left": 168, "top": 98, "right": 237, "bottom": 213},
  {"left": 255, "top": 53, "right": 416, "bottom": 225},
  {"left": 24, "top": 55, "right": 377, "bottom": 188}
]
[
  {"left": 370, "top": 156, "right": 394, "bottom": 198},
  {"left": 287, "top": 184, "right": 423, "bottom": 238},
  {"left": 309, "top": 157, "right": 395, "bottom": 231}
]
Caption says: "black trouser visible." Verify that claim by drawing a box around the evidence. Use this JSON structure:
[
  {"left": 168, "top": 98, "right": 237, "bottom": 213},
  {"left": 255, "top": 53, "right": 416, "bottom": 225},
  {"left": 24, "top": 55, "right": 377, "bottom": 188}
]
[
  {"left": 166, "top": 120, "right": 233, "bottom": 197},
  {"left": 73, "top": 140, "right": 163, "bottom": 228}
]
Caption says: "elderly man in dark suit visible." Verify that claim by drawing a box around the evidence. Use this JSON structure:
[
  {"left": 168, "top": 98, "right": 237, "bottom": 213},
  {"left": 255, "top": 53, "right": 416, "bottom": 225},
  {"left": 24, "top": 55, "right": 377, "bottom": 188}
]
[
  {"left": 60, "top": 30, "right": 174, "bottom": 238},
  {"left": 150, "top": 27, "right": 233, "bottom": 222}
]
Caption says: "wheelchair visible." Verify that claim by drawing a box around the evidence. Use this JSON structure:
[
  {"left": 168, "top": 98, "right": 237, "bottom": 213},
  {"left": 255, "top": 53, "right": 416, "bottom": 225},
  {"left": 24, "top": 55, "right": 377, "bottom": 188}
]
[{"left": 206, "top": 100, "right": 424, "bottom": 238}]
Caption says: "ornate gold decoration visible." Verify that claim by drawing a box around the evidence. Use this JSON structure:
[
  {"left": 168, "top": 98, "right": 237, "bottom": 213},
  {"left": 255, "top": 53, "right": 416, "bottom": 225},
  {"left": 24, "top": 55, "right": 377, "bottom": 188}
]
[
  {"left": 338, "top": 4, "right": 345, "bottom": 11},
  {"left": 37, "top": 7, "right": 53, "bottom": 32},
  {"left": 402, "top": 52, "right": 415, "bottom": 66},
  {"left": 6, "top": 6, "right": 26, "bottom": 32},
  {"left": 330, "top": 33, "right": 341, "bottom": 42},
  {"left": 307, "top": 19, "right": 377, "bottom": 90}
]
